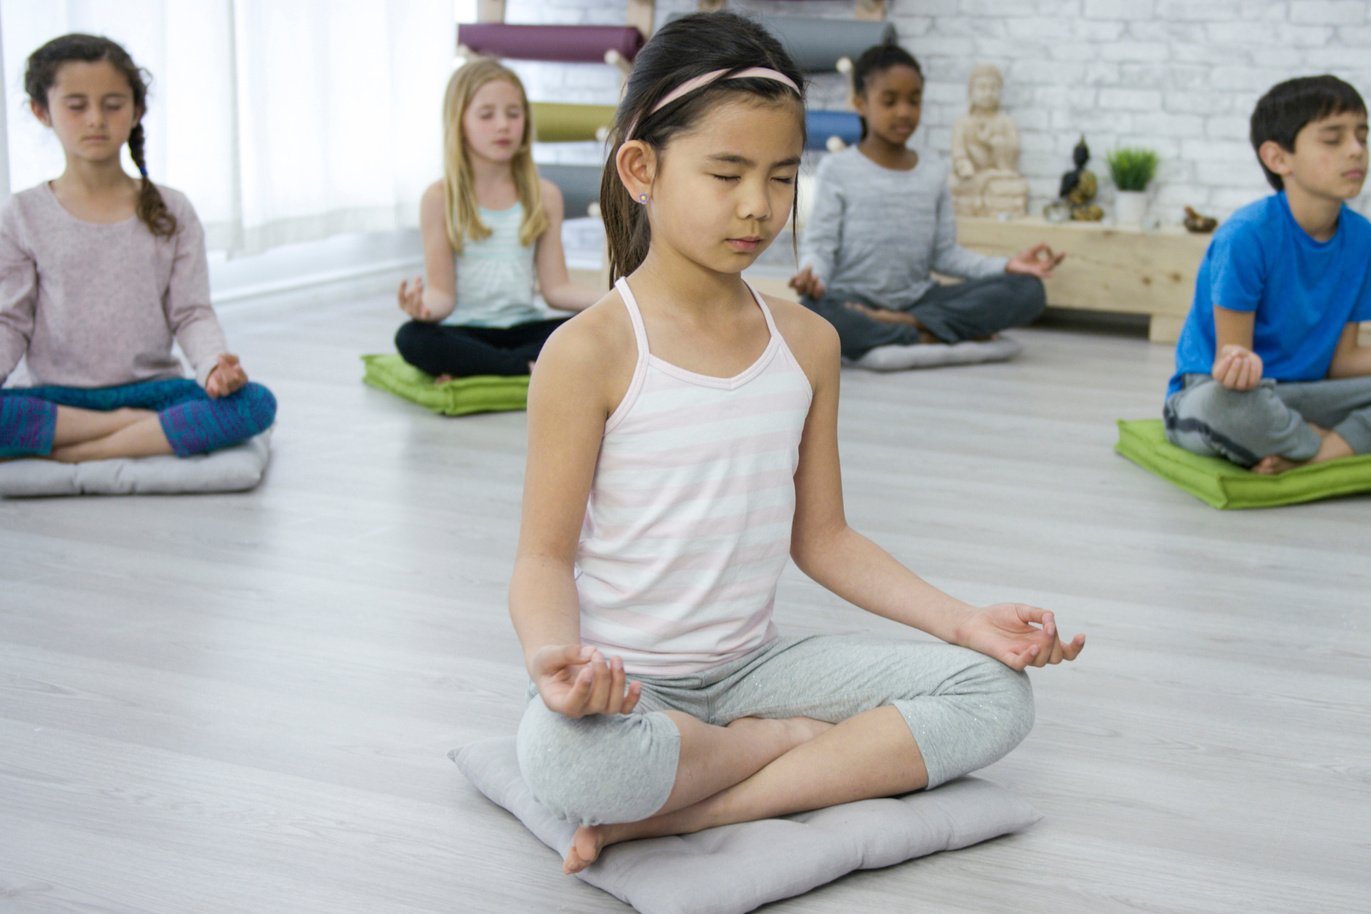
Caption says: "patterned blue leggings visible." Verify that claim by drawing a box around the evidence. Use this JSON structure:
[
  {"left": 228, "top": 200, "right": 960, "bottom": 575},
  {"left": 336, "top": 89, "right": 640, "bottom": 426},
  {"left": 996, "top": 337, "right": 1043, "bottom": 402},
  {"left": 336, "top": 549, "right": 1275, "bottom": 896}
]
[{"left": 0, "top": 378, "right": 276, "bottom": 458}]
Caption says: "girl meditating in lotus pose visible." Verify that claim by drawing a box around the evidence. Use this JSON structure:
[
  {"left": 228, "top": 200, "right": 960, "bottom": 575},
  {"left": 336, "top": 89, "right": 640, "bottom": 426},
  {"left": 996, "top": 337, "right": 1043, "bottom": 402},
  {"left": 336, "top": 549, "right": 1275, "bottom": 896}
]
[
  {"left": 790, "top": 45, "right": 1062, "bottom": 365},
  {"left": 394, "top": 58, "right": 598, "bottom": 380},
  {"left": 509, "top": 13, "right": 1085, "bottom": 875},
  {"left": 1, "top": 34, "right": 274, "bottom": 462}
]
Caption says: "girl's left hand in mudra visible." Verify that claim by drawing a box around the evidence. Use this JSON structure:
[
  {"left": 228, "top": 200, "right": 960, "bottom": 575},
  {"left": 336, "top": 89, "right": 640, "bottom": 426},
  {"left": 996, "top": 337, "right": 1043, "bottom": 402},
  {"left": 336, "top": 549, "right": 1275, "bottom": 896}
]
[
  {"left": 956, "top": 603, "right": 1085, "bottom": 671},
  {"left": 205, "top": 353, "right": 248, "bottom": 398}
]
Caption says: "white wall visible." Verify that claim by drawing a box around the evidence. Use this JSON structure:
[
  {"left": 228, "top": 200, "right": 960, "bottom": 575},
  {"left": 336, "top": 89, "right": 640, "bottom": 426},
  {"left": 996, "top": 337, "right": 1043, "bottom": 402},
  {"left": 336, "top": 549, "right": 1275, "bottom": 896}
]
[{"left": 506, "top": 0, "right": 1371, "bottom": 223}]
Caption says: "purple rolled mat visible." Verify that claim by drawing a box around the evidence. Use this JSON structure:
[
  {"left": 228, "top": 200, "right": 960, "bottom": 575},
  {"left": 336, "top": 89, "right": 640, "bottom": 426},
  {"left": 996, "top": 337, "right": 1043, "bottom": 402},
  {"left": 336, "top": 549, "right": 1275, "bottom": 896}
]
[{"left": 457, "top": 24, "right": 644, "bottom": 64}]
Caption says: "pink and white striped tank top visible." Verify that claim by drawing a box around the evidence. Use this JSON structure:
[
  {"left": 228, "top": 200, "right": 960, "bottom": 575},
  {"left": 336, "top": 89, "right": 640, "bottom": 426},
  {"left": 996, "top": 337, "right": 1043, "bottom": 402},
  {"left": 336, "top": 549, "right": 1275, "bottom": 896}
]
[{"left": 575, "top": 277, "right": 814, "bottom": 676}]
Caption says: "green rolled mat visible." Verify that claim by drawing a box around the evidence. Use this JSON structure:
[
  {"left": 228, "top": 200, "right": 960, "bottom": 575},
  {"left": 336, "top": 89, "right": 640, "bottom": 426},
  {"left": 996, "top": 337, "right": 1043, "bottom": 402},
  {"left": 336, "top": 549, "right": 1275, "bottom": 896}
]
[{"left": 532, "top": 103, "right": 617, "bottom": 143}]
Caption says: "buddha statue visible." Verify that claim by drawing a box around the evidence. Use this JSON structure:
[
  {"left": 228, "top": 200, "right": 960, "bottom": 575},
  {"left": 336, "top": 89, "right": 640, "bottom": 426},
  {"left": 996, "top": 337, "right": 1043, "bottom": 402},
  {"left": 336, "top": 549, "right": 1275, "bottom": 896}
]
[{"left": 950, "top": 64, "right": 1029, "bottom": 218}]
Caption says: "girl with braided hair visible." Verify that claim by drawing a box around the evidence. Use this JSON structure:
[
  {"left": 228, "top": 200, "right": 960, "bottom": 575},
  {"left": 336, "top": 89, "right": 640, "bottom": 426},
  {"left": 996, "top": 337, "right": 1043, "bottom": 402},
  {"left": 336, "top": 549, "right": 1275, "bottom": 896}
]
[{"left": 0, "top": 34, "right": 275, "bottom": 463}]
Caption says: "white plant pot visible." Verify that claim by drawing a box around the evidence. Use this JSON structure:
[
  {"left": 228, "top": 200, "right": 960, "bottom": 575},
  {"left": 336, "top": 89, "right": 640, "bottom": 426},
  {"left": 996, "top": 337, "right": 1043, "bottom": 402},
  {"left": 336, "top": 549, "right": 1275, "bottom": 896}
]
[{"left": 1114, "top": 190, "right": 1148, "bottom": 227}]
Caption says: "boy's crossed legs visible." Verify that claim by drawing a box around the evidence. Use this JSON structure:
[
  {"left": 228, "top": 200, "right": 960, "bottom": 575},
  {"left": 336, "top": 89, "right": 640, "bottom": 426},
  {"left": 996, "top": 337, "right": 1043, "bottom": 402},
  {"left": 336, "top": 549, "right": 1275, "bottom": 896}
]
[
  {"left": 1165, "top": 374, "right": 1371, "bottom": 473},
  {"left": 517, "top": 633, "right": 1034, "bottom": 873}
]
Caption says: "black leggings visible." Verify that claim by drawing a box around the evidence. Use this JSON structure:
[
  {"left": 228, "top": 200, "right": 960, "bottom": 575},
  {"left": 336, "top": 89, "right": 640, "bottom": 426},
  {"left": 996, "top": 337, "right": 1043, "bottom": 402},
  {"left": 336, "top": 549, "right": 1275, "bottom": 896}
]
[{"left": 394, "top": 318, "right": 567, "bottom": 377}]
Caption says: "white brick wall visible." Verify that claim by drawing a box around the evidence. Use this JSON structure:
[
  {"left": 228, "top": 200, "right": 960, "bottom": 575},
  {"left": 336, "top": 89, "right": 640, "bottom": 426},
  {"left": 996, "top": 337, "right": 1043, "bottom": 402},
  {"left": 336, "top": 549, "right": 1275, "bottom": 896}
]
[{"left": 496, "top": 0, "right": 1371, "bottom": 223}]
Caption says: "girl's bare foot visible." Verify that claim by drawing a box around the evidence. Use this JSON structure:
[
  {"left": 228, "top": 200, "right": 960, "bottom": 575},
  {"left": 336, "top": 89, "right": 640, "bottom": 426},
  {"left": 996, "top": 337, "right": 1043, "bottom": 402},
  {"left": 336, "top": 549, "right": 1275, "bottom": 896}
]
[
  {"left": 1252, "top": 428, "right": 1352, "bottom": 475},
  {"left": 563, "top": 825, "right": 608, "bottom": 874},
  {"left": 561, "top": 716, "right": 834, "bottom": 874}
]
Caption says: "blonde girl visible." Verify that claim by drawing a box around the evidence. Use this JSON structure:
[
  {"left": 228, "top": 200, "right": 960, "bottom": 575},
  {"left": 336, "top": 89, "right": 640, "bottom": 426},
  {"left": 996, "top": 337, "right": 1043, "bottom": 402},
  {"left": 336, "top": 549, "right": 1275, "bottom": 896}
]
[{"left": 395, "top": 58, "right": 598, "bottom": 379}]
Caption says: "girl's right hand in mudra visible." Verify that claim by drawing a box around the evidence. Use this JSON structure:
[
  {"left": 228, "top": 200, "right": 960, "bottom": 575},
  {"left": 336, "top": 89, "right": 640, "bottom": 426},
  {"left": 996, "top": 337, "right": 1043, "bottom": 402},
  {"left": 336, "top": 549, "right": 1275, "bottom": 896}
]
[
  {"left": 532, "top": 644, "right": 642, "bottom": 718},
  {"left": 788, "top": 266, "right": 825, "bottom": 299},
  {"left": 397, "top": 276, "right": 434, "bottom": 321}
]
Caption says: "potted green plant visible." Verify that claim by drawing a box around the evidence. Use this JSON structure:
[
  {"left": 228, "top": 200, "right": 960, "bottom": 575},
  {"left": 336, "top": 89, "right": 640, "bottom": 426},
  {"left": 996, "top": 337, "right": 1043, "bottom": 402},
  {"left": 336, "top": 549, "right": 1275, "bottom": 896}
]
[{"left": 1106, "top": 147, "right": 1159, "bottom": 227}]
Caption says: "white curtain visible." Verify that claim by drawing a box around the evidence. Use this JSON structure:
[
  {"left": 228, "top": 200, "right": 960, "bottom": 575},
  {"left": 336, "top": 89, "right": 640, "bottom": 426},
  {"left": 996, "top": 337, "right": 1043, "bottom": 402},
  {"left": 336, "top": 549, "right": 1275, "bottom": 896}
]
[{"left": 1, "top": 0, "right": 451, "bottom": 254}]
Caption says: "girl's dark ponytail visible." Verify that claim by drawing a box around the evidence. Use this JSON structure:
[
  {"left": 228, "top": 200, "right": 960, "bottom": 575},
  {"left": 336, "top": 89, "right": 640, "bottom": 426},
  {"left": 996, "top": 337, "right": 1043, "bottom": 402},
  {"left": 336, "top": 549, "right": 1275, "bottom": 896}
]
[{"left": 598, "top": 126, "right": 652, "bottom": 285}]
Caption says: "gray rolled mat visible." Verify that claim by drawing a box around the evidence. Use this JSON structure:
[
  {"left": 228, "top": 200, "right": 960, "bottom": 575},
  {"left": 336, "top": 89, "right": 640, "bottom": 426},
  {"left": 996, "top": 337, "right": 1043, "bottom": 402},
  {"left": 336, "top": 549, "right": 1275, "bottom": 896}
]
[
  {"left": 537, "top": 163, "right": 605, "bottom": 218},
  {"left": 667, "top": 14, "right": 895, "bottom": 72}
]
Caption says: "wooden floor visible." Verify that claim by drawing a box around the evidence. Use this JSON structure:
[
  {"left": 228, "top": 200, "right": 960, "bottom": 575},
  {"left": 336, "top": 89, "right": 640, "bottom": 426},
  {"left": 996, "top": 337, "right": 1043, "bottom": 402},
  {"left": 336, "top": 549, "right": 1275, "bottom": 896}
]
[{"left": 2, "top": 293, "right": 1368, "bottom": 914}]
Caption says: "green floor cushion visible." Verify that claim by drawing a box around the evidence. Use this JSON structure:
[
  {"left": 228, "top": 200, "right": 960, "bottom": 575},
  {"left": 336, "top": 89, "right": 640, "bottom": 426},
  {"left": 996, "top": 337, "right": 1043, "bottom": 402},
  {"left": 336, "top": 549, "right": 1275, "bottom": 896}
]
[
  {"left": 361, "top": 354, "right": 529, "bottom": 416},
  {"left": 452, "top": 737, "right": 1040, "bottom": 914},
  {"left": 1115, "top": 419, "right": 1371, "bottom": 509}
]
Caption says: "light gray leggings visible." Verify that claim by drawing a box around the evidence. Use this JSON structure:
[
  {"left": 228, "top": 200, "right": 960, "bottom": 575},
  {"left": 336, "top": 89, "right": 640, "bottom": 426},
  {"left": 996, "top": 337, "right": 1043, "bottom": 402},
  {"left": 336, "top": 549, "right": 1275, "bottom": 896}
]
[
  {"left": 516, "top": 633, "right": 1035, "bottom": 826},
  {"left": 1164, "top": 373, "right": 1371, "bottom": 466}
]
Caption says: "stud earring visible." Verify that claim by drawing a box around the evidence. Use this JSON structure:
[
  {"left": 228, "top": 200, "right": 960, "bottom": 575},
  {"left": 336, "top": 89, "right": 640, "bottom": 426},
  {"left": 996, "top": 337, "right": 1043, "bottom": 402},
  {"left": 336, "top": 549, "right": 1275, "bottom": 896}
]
[{"left": 638, "top": 192, "right": 649, "bottom": 204}]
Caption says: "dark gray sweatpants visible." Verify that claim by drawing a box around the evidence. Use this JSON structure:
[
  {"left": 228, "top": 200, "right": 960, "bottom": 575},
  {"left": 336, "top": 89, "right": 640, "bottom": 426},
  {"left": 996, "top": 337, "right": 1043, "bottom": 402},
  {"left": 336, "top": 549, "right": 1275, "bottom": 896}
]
[
  {"left": 516, "top": 633, "right": 1034, "bottom": 826},
  {"left": 802, "top": 274, "right": 1046, "bottom": 360},
  {"left": 1164, "top": 373, "right": 1371, "bottom": 466}
]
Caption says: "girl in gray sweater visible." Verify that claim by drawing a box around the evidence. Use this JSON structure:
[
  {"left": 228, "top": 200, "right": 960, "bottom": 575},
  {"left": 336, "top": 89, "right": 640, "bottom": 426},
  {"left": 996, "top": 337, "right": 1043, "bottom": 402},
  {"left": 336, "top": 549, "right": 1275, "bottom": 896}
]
[{"left": 790, "top": 45, "right": 1063, "bottom": 364}]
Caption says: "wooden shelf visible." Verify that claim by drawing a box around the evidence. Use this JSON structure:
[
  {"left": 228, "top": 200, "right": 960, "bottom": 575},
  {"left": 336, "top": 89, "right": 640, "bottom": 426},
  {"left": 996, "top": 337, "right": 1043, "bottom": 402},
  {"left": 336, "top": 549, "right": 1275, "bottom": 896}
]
[{"left": 956, "top": 216, "right": 1212, "bottom": 343}]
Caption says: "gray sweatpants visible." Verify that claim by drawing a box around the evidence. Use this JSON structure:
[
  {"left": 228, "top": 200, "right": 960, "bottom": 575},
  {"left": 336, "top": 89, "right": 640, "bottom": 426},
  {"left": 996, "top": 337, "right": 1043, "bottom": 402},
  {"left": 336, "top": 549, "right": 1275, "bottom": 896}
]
[
  {"left": 802, "top": 274, "right": 1046, "bottom": 360},
  {"left": 516, "top": 633, "right": 1034, "bottom": 826},
  {"left": 1164, "top": 373, "right": 1371, "bottom": 467}
]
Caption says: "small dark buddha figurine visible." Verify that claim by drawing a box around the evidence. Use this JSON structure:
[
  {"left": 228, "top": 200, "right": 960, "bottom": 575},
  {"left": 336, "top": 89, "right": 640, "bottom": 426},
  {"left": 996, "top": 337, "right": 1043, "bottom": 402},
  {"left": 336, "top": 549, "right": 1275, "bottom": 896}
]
[{"left": 1058, "top": 137, "right": 1103, "bottom": 222}]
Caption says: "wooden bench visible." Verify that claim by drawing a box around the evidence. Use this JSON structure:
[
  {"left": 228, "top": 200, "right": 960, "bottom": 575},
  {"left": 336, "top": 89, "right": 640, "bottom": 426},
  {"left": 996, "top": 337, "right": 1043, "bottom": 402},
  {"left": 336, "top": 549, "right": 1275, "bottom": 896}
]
[{"left": 956, "top": 216, "right": 1212, "bottom": 343}]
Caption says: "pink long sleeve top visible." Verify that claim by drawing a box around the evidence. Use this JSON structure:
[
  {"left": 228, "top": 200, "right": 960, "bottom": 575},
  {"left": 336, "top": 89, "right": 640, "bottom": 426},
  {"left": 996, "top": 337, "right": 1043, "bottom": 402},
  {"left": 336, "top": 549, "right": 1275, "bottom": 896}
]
[{"left": 0, "top": 182, "right": 227, "bottom": 389}]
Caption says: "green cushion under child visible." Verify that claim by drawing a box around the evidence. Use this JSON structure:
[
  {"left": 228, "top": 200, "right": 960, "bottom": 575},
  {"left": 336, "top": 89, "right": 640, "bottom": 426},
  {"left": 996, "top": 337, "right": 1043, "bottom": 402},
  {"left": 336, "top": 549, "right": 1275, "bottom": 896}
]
[
  {"left": 1115, "top": 419, "right": 1371, "bottom": 509},
  {"left": 361, "top": 354, "right": 529, "bottom": 416}
]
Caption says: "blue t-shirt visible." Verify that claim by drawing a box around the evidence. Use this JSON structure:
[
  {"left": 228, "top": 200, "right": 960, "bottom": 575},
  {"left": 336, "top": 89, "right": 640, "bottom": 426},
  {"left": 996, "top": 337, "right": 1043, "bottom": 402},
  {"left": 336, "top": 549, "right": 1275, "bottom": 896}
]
[{"left": 1168, "top": 192, "right": 1371, "bottom": 395}]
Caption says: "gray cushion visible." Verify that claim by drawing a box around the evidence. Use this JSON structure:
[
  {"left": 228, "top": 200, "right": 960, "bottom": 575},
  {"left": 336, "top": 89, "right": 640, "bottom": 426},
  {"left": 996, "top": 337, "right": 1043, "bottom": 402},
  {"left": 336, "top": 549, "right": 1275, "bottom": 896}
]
[
  {"left": 0, "top": 431, "right": 271, "bottom": 497},
  {"left": 451, "top": 736, "right": 1041, "bottom": 914},
  {"left": 846, "top": 335, "right": 1023, "bottom": 371}
]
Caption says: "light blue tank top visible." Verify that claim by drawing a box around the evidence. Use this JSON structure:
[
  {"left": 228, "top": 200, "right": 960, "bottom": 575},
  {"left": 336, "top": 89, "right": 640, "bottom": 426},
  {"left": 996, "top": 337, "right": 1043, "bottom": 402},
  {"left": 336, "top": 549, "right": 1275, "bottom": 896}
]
[{"left": 447, "top": 204, "right": 542, "bottom": 328}]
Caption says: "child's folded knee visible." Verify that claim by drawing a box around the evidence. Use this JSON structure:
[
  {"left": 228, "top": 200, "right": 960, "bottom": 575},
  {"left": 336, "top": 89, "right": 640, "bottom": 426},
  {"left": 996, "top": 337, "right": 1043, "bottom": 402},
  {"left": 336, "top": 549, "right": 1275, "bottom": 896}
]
[
  {"left": 1002, "top": 273, "right": 1047, "bottom": 321},
  {"left": 516, "top": 703, "right": 677, "bottom": 825},
  {"left": 241, "top": 383, "right": 277, "bottom": 433},
  {"left": 394, "top": 321, "right": 434, "bottom": 358},
  {"left": 967, "top": 653, "right": 1035, "bottom": 733}
]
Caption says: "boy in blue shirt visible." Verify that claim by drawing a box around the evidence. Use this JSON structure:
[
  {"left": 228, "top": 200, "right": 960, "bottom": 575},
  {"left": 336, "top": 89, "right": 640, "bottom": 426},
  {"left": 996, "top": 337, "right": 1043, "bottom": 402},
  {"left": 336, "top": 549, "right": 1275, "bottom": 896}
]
[{"left": 1165, "top": 75, "right": 1371, "bottom": 474}]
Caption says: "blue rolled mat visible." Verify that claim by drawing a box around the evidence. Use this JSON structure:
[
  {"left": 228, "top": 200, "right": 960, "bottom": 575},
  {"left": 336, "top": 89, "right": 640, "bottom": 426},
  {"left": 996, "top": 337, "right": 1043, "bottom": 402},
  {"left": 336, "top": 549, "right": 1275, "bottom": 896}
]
[
  {"left": 537, "top": 163, "right": 604, "bottom": 218},
  {"left": 806, "top": 110, "right": 861, "bottom": 149}
]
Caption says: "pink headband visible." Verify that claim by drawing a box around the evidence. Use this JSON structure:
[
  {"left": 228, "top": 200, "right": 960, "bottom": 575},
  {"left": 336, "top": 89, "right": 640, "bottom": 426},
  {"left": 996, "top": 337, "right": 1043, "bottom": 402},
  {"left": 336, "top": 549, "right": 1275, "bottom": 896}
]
[{"left": 626, "top": 67, "right": 800, "bottom": 139}]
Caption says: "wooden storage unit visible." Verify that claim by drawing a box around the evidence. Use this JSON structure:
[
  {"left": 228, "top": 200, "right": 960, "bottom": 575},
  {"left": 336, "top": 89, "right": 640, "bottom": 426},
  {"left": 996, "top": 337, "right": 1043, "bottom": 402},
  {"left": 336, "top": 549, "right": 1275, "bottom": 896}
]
[{"left": 956, "top": 216, "right": 1212, "bottom": 343}]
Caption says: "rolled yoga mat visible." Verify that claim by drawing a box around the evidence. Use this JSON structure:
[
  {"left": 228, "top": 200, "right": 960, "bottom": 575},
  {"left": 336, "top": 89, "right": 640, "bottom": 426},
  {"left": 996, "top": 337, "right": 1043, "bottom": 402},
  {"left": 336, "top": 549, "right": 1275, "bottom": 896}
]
[
  {"left": 763, "top": 17, "right": 896, "bottom": 72},
  {"left": 666, "top": 14, "right": 894, "bottom": 72},
  {"left": 537, "top": 163, "right": 604, "bottom": 218},
  {"left": 531, "top": 103, "right": 617, "bottom": 143},
  {"left": 457, "top": 24, "right": 644, "bottom": 64},
  {"left": 805, "top": 110, "right": 862, "bottom": 149}
]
